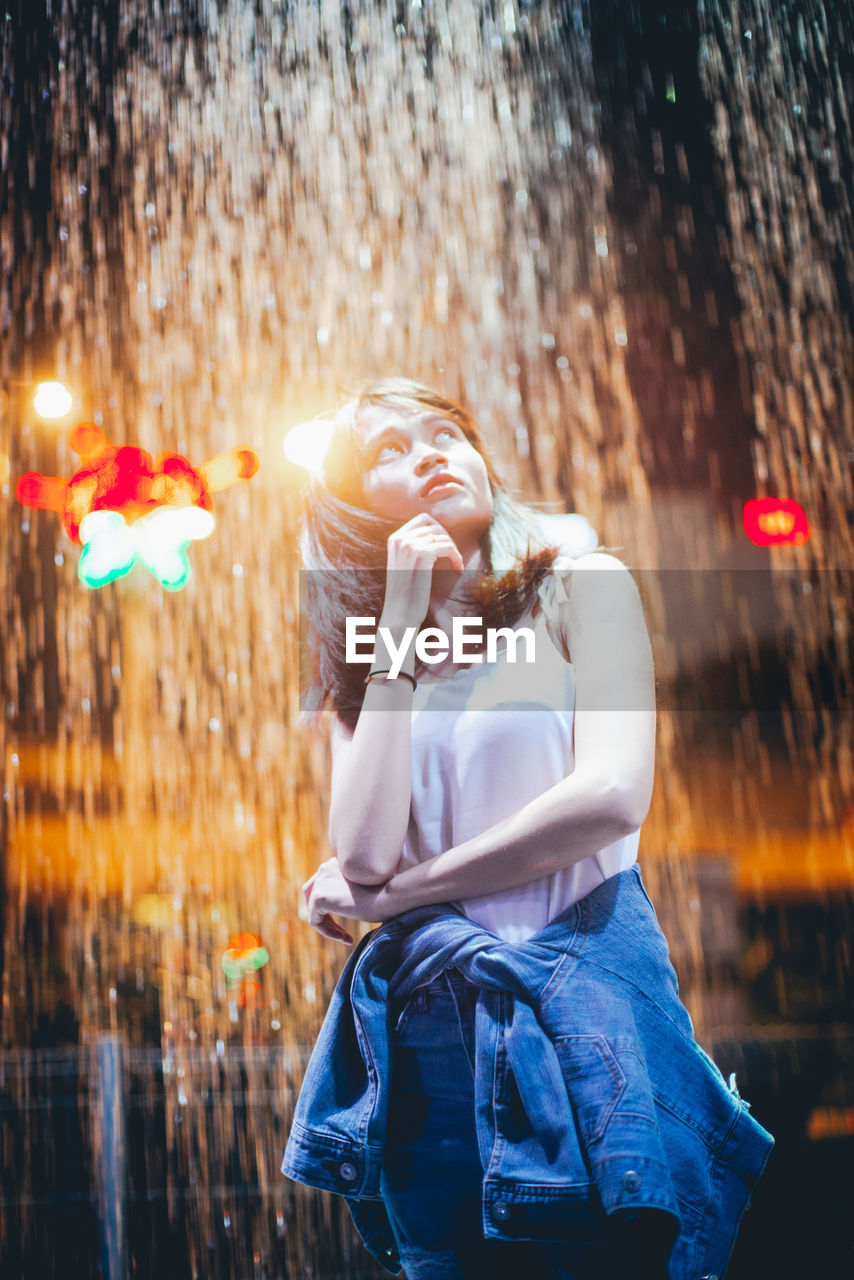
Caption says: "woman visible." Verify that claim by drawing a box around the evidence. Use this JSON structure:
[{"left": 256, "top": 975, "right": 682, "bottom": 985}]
[{"left": 283, "top": 379, "right": 772, "bottom": 1280}]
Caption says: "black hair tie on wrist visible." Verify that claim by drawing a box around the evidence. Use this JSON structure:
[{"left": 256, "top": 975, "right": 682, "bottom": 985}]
[{"left": 364, "top": 668, "right": 417, "bottom": 691}]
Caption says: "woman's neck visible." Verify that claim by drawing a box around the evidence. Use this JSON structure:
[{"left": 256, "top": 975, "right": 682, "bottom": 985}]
[{"left": 427, "top": 542, "right": 489, "bottom": 634}]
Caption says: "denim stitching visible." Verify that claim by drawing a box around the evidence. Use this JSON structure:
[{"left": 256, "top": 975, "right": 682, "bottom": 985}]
[
  {"left": 445, "top": 971, "right": 477, "bottom": 1081},
  {"left": 553, "top": 1034, "right": 626, "bottom": 1143},
  {"left": 483, "top": 989, "right": 507, "bottom": 1184}
]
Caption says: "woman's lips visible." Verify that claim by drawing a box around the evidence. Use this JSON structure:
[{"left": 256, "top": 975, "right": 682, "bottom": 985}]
[{"left": 421, "top": 475, "right": 463, "bottom": 498}]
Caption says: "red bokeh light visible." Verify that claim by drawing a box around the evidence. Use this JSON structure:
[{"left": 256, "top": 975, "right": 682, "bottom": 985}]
[
  {"left": 743, "top": 497, "right": 810, "bottom": 547},
  {"left": 16, "top": 423, "right": 259, "bottom": 544}
]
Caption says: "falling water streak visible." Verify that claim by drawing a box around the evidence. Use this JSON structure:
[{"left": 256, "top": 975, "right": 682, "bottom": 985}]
[{"left": 699, "top": 0, "right": 854, "bottom": 844}]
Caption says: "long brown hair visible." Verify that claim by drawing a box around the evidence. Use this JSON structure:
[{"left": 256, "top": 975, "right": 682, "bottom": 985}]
[{"left": 299, "top": 379, "right": 564, "bottom": 731}]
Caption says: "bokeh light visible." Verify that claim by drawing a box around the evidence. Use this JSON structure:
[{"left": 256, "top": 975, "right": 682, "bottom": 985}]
[
  {"left": 78, "top": 506, "right": 216, "bottom": 590},
  {"left": 744, "top": 498, "right": 811, "bottom": 547},
  {"left": 33, "top": 381, "right": 73, "bottom": 419},
  {"left": 16, "top": 423, "right": 257, "bottom": 588},
  {"left": 283, "top": 418, "right": 336, "bottom": 474}
]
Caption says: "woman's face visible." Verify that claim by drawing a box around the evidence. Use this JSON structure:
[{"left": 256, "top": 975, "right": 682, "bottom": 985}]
[{"left": 354, "top": 405, "right": 493, "bottom": 549}]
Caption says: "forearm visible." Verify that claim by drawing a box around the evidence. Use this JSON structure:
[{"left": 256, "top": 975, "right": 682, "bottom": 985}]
[
  {"left": 377, "top": 768, "right": 640, "bottom": 915},
  {"left": 327, "top": 617, "right": 415, "bottom": 884}
]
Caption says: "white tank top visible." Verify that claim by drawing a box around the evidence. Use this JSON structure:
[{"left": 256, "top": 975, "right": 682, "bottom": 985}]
[{"left": 400, "top": 565, "right": 641, "bottom": 943}]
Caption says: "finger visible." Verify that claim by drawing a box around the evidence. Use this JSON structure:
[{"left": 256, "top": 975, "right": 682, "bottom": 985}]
[
  {"left": 313, "top": 913, "right": 353, "bottom": 945},
  {"left": 389, "top": 519, "right": 461, "bottom": 551},
  {"left": 421, "top": 539, "right": 465, "bottom": 572},
  {"left": 412, "top": 528, "right": 457, "bottom": 546},
  {"left": 393, "top": 544, "right": 463, "bottom": 576},
  {"left": 308, "top": 896, "right": 339, "bottom": 933},
  {"left": 432, "top": 542, "right": 465, "bottom": 572},
  {"left": 392, "top": 513, "right": 459, "bottom": 543},
  {"left": 406, "top": 526, "right": 463, "bottom": 556},
  {"left": 388, "top": 517, "right": 432, "bottom": 544},
  {"left": 417, "top": 520, "right": 463, "bottom": 554},
  {"left": 407, "top": 518, "right": 456, "bottom": 538}
]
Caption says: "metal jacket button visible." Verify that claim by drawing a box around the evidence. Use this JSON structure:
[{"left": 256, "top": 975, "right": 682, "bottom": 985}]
[
  {"left": 622, "top": 1169, "right": 642, "bottom": 1193},
  {"left": 339, "top": 1161, "right": 358, "bottom": 1182},
  {"left": 493, "top": 1201, "right": 511, "bottom": 1221}
]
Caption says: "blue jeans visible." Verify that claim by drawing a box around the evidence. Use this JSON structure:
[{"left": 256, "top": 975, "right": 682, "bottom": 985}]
[{"left": 381, "top": 969, "right": 674, "bottom": 1280}]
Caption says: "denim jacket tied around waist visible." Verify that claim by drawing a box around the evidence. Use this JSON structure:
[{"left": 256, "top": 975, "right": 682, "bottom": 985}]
[{"left": 282, "top": 865, "right": 773, "bottom": 1279}]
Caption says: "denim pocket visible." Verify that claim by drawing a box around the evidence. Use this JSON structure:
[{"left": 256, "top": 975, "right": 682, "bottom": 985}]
[
  {"left": 392, "top": 985, "right": 428, "bottom": 1037},
  {"left": 554, "top": 1035, "right": 627, "bottom": 1144}
]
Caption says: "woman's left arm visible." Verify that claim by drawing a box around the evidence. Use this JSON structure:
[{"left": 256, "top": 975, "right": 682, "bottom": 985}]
[
  {"left": 380, "top": 553, "right": 654, "bottom": 913},
  {"left": 303, "top": 550, "right": 660, "bottom": 931},
  {"left": 305, "top": 554, "right": 656, "bottom": 932}
]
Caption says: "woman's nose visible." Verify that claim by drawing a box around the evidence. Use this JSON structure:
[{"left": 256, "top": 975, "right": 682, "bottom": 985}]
[{"left": 413, "top": 443, "right": 447, "bottom": 474}]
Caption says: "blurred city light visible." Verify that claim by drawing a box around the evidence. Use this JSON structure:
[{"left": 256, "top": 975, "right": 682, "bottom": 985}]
[
  {"left": 283, "top": 417, "right": 335, "bottom": 473},
  {"left": 78, "top": 506, "right": 216, "bottom": 590},
  {"left": 16, "top": 422, "right": 257, "bottom": 588},
  {"left": 33, "top": 381, "right": 73, "bottom": 419},
  {"left": 743, "top": 497, "right": 811, "bottom": 546}
]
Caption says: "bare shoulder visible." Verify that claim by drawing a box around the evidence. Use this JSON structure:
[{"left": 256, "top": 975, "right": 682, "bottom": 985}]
[
  {"left": 540, "top": 550, "right": 642, "bottom": 665},
  {"left": 564, "top": 551, "right": 629, "bottom": 575},
  {"left": 556, "top": 553, "right": 639, "bottom": 611},
  {"left": 558, "top": 551, "right": 648, "bottom": 646}
]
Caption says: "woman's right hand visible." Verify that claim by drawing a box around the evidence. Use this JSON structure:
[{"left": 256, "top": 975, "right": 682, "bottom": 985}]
[
  {"left": 326, "top": 514, "right": 463, "bottom": 888},
  {"left": 381, "top": 513, "right": 465, "bottom": 628}
]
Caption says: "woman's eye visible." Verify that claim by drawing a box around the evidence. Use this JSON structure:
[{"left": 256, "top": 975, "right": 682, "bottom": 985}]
[
  {"left": 435, "top": 426, "right": 455, "bottom": 443},
  {"left": 375, "top": 441, "right": 404, "bottom": 462}
]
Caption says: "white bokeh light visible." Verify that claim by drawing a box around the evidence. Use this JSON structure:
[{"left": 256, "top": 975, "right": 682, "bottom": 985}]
[
  {"left": 283, "top": 418, "right": 335, "bottom": 474},
  {"left": 33, "top": 381, "right": 73, "bottom": 419}
]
